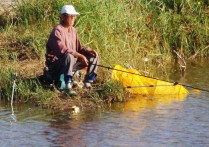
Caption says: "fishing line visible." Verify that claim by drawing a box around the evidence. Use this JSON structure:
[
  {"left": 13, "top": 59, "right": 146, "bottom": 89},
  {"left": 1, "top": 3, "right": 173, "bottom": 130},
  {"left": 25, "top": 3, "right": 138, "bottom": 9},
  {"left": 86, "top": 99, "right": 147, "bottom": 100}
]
[{"left": 90, "top": 63, "right": 209, "bottom": 93}]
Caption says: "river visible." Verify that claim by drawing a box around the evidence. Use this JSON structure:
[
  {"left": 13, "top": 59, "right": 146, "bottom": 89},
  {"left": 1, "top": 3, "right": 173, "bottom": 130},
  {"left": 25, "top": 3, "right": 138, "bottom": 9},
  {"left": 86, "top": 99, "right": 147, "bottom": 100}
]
[{"left": 0, "top": 60, "right": 209, "bottom": 146}]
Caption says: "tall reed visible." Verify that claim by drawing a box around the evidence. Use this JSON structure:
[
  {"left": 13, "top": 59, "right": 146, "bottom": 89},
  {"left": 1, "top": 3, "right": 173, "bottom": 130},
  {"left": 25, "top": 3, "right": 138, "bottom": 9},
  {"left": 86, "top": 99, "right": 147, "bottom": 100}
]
[{"left": 2, "top": 0, "right": 208, "bottom": 62}]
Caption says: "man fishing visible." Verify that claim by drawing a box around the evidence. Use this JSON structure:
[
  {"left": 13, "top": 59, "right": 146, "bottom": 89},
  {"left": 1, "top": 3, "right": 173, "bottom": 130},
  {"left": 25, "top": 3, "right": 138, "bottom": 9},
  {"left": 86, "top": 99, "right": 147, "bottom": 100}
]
[{"left": 45, "top": 5, "right": 99, "bottom": 93}]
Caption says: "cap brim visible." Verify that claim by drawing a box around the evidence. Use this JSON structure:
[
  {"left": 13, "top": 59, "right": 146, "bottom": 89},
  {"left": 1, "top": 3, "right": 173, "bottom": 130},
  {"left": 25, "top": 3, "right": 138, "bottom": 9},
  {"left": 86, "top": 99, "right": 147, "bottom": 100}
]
[
  {"left": 61, "top": 12, "right": 79, "bottom": 15},
  {"left": 70, "top": 12, "right": 79, "bottom": 15}
]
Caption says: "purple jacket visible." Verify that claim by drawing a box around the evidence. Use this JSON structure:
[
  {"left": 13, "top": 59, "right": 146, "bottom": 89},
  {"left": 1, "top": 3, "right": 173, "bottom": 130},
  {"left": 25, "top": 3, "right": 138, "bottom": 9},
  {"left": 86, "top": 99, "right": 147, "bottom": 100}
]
[{"left": 46, "top": 24, "right": 90, "bottom": 61}]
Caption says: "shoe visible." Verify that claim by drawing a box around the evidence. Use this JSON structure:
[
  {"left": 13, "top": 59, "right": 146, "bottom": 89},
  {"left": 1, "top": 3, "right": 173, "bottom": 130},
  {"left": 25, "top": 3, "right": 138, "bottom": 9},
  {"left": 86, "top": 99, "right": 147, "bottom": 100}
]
[
  {"left": 66, "top": 82, "right": 73, "bottom": 89},
  {"left": 83, "top": 82, "right": 92, "bottom": 89},
  {"left": 65, "top": 89, "right": 77, "bottom": 96},
  {"left": 84, "top": 73, "right": 97, "bottom": 83},
  {"left": 65, "top": 82, "right": 77, "bottom": 96}
]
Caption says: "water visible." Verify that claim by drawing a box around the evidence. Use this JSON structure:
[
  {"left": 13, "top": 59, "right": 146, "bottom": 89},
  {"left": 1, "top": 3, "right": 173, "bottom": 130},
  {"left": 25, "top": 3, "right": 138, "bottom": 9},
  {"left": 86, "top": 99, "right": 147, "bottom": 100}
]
[{"left": 0, "top": 61, "right": 209, "bottom": 146}]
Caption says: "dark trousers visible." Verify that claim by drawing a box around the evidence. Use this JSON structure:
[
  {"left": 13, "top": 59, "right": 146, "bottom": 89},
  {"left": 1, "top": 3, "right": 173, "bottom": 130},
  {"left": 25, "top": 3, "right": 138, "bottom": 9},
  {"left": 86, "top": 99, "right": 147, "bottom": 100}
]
[{"left": 45, "top": 52, "right": 99, "bottom": 82}]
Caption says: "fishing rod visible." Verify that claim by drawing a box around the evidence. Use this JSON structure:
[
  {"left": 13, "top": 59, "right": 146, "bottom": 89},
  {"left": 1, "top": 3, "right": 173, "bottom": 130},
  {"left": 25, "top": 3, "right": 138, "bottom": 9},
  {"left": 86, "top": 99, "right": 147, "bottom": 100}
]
[
  {"left": 125, "top": 84, "right": 178, "bottom": 89},
  {"left": 90, "top": 63, "right": 209, "bottom": 93}
]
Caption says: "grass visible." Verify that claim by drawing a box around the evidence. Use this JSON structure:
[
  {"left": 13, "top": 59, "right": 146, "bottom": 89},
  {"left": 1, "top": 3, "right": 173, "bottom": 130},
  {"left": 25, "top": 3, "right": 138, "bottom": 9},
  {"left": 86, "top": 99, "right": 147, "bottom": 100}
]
[{"left": 0, "top": 0, "right": 208, "bottom": 110}]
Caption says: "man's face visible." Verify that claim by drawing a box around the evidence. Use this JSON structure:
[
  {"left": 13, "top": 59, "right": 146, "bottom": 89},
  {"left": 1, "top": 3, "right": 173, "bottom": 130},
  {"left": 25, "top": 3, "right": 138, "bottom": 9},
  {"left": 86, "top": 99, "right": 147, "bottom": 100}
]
[{"left": 62, "top": 14, "right": 76, "bottom": 27}]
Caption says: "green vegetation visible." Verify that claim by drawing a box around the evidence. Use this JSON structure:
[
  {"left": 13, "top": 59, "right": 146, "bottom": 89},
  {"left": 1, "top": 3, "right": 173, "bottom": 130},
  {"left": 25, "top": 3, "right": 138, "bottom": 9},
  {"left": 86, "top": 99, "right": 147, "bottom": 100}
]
[{"left": 0, "top": 0, "right": 208, "bottom": 109}]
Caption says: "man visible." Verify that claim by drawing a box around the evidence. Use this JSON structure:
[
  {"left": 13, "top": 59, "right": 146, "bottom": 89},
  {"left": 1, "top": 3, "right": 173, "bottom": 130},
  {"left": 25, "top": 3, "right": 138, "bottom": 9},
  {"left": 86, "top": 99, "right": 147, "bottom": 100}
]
[{"left": 45, "top": 5, "right": 99, "bottom": 92}]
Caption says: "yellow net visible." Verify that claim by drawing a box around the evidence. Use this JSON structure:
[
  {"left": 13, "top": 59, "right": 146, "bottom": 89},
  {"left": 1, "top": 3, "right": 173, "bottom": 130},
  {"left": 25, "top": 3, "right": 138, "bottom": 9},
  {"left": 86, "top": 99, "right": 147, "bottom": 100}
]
[{"left": 111, "top": 65, "right": 189, "bottom": 96}]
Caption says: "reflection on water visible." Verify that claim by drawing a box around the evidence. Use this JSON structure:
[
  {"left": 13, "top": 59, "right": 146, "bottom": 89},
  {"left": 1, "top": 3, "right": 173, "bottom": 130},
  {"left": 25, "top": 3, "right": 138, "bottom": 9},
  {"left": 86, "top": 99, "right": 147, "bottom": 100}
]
[
  {"left": 0, "top": 60, "right": 209, "bottom": 146},
  {"left": 124, "top": 94, "right": 187, "bottom": 111},
  {"left": 49, "top": 113, "right": 93, "bottom": 146}
]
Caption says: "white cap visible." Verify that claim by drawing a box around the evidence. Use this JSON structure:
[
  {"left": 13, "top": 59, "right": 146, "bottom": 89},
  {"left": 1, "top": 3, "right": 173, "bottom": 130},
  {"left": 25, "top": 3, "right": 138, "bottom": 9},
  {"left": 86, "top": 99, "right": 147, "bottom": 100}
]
[{"left": 61, "top": 5, "right": 79, "bottom": 15}]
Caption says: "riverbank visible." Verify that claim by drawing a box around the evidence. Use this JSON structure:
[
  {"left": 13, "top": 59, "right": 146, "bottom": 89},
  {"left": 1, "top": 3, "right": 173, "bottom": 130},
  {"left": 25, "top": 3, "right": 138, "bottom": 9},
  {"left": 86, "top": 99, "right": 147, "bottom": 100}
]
[
  {"left": 0, "top": 58, "right": 124, "bottom": 112},
  {"left": 0, "top": 0, "right": 208, "bottom": 112}
]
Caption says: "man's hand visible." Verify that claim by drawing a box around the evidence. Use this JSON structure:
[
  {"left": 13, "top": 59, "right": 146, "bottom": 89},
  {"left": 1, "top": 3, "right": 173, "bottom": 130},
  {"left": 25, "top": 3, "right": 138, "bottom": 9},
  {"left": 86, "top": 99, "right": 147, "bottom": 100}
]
[
  {"left": 77, "top": 53, "right": 88, "bottom": 66},
  {"left": 88, "top": 50, "right": 97, "bottom": 57}
]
